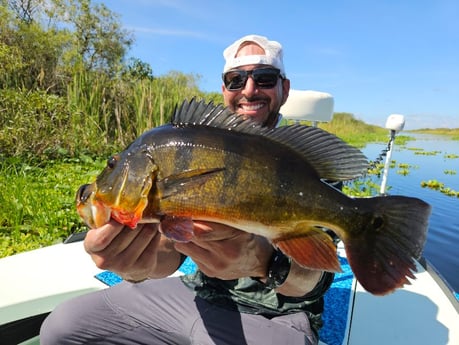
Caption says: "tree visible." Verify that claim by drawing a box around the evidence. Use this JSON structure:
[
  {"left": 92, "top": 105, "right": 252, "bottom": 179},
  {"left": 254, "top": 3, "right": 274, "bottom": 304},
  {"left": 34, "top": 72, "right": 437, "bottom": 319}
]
[
  {"left": 1, "top": 0, "right": 134, "bottom": 91},
  {"left": 51, "top": 0, "right": 134, "bottom": 76},
  {"left": 7, "top": 0, "right": 39, "bottom": 23},
  {"left": 124, "top": 57, "right": 154, "bottom": 81}
]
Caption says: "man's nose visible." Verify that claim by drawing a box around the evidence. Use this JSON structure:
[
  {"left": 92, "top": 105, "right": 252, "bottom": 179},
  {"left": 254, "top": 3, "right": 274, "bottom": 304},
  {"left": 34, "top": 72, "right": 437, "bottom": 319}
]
[{"left": 241, "top": 76, "right": 259, "bottom": 97}]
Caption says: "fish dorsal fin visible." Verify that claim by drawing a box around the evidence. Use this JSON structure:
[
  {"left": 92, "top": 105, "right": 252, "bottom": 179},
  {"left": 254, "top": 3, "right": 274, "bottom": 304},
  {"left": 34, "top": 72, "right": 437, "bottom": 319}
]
[
  {"left": 265, "top": 125, "right": 368, "bottom": 181},
  {"left": 172, "top": 98, "right": 271, "bottom": 134},
  {"left": 172, "top": 99, "right": 368, "bottom": 181}
]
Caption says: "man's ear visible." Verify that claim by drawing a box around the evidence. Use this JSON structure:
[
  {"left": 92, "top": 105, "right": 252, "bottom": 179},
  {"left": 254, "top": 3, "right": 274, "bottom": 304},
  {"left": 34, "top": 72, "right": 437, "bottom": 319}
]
[{"left": 281, "top": 78, "right": 290, "bottom": 105}]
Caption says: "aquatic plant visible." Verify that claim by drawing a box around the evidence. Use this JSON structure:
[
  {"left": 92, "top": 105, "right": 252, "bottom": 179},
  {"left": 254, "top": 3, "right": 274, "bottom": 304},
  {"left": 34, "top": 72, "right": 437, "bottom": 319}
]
[
  {"left": 397, "top": 169, "right": 410, "bottom": 176},
  {"left": 414, "top": 150, "right": 441, "bottom": 156},
  {"left": 421, "top": 179, "right": 444, "bottom": 190},
  {"left": 420, "top": 179, "right": 459, "bottom": 197},
  {"left": 444, "top": 170, "right": 457, "bottom": 175}
]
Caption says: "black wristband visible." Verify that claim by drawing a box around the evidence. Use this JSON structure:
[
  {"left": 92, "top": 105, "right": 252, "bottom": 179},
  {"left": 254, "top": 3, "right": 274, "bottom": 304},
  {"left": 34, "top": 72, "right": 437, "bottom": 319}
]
[{"left": 264, "top": 248, "right": 292, "bottom": 289}]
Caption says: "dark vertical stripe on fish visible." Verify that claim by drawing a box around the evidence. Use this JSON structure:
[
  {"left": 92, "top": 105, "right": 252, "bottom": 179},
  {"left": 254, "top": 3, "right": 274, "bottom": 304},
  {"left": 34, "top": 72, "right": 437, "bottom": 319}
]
[
  {"left": 172, "top": 132, "right": 193, "bottom": 175},
  {"left": 219, "top": 134, "right": 241, "bottom": 205}
]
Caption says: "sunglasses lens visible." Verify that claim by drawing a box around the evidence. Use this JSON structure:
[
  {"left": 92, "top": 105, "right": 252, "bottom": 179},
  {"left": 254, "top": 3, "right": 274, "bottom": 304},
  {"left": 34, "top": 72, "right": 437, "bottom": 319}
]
[
  {"left": 252, "top": 69, "right": 280, "bottom": 88},
  {"left": 224, "top": 71, "right": 247, "bottom": 90},
  {"left": 223, "top": 68, "right": 281, "bottom": 91}
]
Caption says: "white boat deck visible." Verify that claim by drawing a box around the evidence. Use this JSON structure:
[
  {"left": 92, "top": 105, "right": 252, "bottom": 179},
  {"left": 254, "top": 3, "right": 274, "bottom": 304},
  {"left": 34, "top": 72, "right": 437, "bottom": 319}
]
[
  {"left": 1, "top": 241, "right": 458, "bottom": 344},
  {"left": 344, "top": 261, "right": 459, "bottom": 345},
  {"left": 0, "top": 241, "right": 106, "bottom": 326}
]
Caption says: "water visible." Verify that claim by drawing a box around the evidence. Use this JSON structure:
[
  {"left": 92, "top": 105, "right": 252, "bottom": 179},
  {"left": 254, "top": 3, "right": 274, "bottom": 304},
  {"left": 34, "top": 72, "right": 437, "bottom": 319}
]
[{"left": 362, "top": 133, "right": 459, "bottom": 293}]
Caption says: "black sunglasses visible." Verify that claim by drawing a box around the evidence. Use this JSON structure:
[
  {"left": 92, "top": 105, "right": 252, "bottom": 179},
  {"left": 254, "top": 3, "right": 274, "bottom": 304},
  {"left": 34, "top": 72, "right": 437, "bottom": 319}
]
[{"left": 222, "top": 67, "right": 282, "bottom": 91}]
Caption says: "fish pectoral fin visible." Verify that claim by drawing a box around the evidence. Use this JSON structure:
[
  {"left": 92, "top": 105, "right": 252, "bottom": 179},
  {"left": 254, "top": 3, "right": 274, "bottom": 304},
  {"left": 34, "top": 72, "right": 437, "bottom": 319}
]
[
  {"left": 157, "top": 167, "right": 225, "bottom": 199},
  {"left": 273, "top": 227, "right": 341, "bottom": 272},
  {"left": 159, "top": 215, "right": 195, "bottom": 242}
]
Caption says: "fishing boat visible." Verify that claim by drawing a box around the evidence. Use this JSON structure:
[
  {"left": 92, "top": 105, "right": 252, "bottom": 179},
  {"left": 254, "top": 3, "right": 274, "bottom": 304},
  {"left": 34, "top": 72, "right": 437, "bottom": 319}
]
[{"left": 1, "top": 91, "right": 458, "bottom": 345}]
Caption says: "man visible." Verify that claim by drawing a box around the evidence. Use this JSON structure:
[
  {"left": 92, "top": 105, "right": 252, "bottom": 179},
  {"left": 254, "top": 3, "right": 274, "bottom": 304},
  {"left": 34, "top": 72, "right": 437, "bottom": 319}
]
[{"left": 40, "top": 34, "right": 333, "bottom": 345}]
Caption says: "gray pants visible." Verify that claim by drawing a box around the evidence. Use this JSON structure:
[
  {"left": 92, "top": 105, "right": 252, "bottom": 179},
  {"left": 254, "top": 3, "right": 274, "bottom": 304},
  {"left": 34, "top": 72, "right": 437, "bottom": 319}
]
[{"left": 40, "top": 277, "right": 317, "bottom": 345}]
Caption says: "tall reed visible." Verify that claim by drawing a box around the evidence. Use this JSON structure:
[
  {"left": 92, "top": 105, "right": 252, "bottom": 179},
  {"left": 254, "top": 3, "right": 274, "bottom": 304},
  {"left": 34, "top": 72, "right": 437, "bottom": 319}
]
[{"left": 65, "top": 69, "right": 211, "bottom": 154}]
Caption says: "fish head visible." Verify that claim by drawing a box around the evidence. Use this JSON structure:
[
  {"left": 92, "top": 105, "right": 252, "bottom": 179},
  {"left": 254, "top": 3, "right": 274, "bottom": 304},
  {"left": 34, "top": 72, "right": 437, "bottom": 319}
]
[{"left": 76, "top": 146, "right": 159, "bottom": 229}]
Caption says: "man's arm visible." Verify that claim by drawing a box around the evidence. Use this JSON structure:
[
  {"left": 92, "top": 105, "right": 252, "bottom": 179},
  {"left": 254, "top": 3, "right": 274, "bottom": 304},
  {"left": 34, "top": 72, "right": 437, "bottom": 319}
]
[{"left": 274, "top": 261, "right": 323, "bottom": 297}]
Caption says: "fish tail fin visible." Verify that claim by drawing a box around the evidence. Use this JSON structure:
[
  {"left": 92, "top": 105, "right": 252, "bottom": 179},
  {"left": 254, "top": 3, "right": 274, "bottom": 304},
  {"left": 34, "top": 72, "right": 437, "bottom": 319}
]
[{"left": 344, "top": 196, "right": 431, "bottom": 295}]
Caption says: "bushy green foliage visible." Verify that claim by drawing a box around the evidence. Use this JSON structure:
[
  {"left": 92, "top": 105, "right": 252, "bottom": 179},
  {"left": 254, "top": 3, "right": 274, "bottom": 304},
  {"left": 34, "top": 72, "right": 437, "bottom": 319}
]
[
  {"left": 0, "top": 156, "right": 105, "bottom": 257},
  {"left": 0, "top": 70, "right": 222, "bottom": 160},
  {"left": 0, "top": 89, "right": 74, "bottom": 158}
]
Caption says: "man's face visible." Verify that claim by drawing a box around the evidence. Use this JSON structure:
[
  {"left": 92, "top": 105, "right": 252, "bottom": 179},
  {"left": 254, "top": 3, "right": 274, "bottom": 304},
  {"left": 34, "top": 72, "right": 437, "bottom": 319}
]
[{"left": 222, "top": 43, "right": 290, "bottom": 127}]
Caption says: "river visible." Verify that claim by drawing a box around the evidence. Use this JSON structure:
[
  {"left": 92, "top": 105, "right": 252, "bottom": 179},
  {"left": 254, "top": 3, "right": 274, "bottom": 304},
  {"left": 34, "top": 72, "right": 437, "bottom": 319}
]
[{"left": 362, "top": 133, "right": 459, "bottom": 293}]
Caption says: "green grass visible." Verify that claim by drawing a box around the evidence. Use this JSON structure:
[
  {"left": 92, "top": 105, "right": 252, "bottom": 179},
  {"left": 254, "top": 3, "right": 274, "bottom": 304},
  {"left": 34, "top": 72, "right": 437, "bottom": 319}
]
[{"left": 0, "top": 156, "right": 104, "bottom": 257}]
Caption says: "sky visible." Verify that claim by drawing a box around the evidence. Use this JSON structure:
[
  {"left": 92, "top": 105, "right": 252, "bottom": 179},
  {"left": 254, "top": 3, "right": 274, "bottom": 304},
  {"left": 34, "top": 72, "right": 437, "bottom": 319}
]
[{"left": 96, "top": 0, "right": 458, "bottom": 130}]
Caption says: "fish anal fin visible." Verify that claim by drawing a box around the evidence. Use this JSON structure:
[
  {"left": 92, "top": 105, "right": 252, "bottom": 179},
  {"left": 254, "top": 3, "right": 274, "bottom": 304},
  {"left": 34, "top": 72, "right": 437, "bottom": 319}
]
[
  {"left": 158, "top": 167, "right": 225, "bottom": 199},
  {"left": 274, "top": 228, "right": 341, "bottom": 272}
]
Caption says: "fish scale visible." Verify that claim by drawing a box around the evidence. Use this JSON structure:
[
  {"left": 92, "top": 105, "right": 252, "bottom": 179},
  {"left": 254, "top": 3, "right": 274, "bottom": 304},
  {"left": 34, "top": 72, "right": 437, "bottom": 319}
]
[{"left": 76, "top": 98, "right": 431, "bottom": 296}]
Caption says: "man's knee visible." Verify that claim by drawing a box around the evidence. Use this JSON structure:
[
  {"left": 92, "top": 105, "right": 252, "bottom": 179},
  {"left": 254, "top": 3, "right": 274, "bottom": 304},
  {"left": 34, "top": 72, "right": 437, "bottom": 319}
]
[{"left": 39, "top": 301, "right": 77, "bottom": 344}]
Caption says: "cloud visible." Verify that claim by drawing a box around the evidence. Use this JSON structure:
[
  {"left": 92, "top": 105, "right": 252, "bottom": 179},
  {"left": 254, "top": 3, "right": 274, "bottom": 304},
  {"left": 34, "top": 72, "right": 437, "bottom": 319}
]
[{"left": 130, "top": 26, "right": 208, "bottom": 40}]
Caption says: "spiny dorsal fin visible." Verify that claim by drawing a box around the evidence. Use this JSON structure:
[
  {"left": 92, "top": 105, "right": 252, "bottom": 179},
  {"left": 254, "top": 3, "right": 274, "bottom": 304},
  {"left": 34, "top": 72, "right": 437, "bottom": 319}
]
[
  {"left": 172, "top": 99, "right": 368, "bottom": 181},
  {"left": 265, "top": 125, "right": 368, "bottom": 181},
  {"left": 172, "top": 98, "right": 270, "bottom": 134}
]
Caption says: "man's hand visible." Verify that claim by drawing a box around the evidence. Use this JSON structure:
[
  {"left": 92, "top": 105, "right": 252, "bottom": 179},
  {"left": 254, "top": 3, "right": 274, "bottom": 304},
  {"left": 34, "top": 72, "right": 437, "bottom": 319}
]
[
  {"left": 174, "top": 222, "right": 274, "bottom": 280},
  {"left": 84, "top": 220, "right": 181, "bottom": 282},
  {"left": 175, "top": 222, "right": 323, "bottom": 297},
  {"left": 83, "top": 219, "right": 323, "bottom": 296}
]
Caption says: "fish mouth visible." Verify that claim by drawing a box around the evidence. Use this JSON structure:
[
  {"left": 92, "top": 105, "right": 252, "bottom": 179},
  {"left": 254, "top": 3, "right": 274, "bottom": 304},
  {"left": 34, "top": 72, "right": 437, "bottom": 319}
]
[
  {"left": 76, "top": 184, "right": 93, "bottom": 204},
  {"left": 76, "top": 183, "right": 111, "bottom": 229},
  {"left": 76, "top": 156, "right": 157, "bottom": 229}
]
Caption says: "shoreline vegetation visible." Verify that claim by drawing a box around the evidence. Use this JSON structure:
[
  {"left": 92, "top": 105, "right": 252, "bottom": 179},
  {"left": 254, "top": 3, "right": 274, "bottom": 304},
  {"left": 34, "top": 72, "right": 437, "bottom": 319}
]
[
  {"left": 1, "top": 117, "right": 457, "bottom": 259},
  {"left": 409, "top": 128, "right": 459, "bottom": 140},
  {"left": 1, "top": 1, "right": 457, "bottom": 257}
]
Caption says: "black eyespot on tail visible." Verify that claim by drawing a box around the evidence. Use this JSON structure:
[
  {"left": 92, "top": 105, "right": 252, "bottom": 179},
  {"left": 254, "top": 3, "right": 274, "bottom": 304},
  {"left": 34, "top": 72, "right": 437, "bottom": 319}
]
[
  {"left": 372, "top": 216, "right": 384, "bottom": 231},
  {"left": 345, "top": 196, "right": 431, "bottom": 295}
]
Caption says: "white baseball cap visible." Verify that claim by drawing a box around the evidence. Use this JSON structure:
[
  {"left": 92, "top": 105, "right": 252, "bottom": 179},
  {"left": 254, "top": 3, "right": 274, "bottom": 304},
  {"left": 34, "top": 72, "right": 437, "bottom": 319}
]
[{"left": 223, "top": 34, "right": 286, "bottom": 77}]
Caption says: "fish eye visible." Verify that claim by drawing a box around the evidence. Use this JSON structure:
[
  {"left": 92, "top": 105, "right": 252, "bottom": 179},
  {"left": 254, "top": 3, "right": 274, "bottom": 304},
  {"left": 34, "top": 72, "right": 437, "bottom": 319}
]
[{"left": 107, "top": 156, "right": 118, "bottom": 169}]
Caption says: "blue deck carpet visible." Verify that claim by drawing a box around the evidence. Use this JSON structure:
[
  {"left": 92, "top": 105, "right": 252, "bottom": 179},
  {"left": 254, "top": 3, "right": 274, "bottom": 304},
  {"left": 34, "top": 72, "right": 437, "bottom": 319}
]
[
  {"left": 320, "top": 256, "right": 353, "bottom": 345},
  {"left": 95, "top": 255, "right": 353, "bottom": 345}
]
